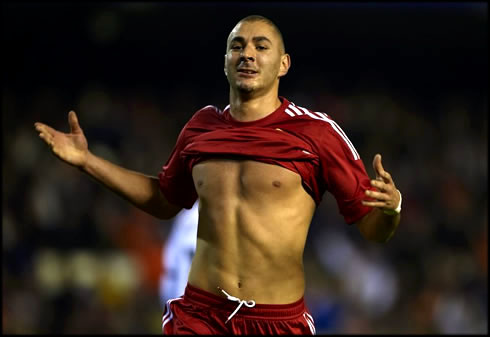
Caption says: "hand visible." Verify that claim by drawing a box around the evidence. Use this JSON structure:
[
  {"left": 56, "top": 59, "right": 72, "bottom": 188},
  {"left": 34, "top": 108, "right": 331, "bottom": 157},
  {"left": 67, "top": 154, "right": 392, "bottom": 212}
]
[
  {"left": 34, "top": 110, "right": 89, "bottom": 168},
  {"left": 361, "top": 153, "right": 401, "bottom": 213}
]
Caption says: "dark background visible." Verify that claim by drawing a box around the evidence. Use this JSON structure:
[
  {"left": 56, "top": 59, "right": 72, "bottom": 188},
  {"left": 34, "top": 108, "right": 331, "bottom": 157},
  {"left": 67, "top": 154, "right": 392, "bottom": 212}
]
[
  {"left": 2, "top": 2, "right": 487, "bottom": 334},
  {"left": 4, "top": 3, "right": 487, "bottom": 98}
]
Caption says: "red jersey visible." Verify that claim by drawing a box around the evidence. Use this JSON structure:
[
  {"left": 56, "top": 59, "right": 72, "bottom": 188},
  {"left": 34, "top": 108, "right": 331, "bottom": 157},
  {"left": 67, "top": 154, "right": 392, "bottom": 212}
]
[{"left": 158, "top": 97, "right": 375, "bottom": 224}]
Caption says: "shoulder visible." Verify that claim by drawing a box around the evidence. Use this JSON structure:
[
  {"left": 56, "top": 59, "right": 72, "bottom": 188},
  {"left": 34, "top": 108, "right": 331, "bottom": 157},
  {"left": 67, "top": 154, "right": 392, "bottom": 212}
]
[
  {"left": 285, "top": 100, "right": 330, "bottom": 122},
  {"left": 183, "top": 104, "right": 224, "bottom": 128},
  {"left": 285, "top": 100, "right": 360, "bottom": 160},
  {"left": 284, "top": 100, "right": 340, "bottom": 137},
  {"left": 194, "top": 104, "right": 223, "bottom": 119}
]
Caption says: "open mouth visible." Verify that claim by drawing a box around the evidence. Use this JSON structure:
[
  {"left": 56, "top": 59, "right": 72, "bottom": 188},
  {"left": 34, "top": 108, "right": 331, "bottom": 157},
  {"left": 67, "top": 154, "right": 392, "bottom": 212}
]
[{"left": 237, "top": 69, "right": 258, "bottom": 75}]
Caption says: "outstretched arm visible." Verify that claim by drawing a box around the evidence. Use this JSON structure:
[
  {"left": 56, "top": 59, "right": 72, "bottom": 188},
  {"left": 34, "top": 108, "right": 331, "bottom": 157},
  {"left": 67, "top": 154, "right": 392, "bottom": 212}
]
[
  {"left": 356, "top": 153, "right": 401, "bottom": 243},
  {"left": 34, "top": 110, "right": 182, "bottom": 220}
]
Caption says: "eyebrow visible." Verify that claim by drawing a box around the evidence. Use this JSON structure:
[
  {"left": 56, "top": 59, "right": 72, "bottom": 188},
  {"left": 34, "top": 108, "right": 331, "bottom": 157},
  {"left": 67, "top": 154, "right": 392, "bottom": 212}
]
[{"left": 229, "top": 36, "right": 273, "bottom": 45}]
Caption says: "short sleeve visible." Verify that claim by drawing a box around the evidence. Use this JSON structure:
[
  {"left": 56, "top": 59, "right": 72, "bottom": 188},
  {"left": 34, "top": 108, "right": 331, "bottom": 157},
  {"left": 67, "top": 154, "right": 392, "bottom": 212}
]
[
  {"left": 316, "top": 121, "right": 375, "bottom": 225},
  {"left": 158, "top": 125, "right": 198, "bottom": 209}
]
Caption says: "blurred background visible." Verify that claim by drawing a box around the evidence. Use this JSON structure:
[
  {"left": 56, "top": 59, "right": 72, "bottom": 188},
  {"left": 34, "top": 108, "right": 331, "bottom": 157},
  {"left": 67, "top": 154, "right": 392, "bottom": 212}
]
[{"left": 2, "top": 2, "right": 487, "bottom": 334}]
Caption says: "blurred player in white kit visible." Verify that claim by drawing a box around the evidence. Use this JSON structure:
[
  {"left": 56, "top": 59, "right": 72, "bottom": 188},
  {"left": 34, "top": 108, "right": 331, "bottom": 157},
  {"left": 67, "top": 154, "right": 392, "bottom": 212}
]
[{"left": 159, "top": 200, "right": 199, "bottom": 305}]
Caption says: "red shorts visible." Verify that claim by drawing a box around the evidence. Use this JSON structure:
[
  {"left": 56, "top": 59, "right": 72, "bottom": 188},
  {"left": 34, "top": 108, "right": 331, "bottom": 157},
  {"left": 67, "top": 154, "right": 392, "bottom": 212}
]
[{"left": 162, "top": 283, "right": 316, "bottom": 335}]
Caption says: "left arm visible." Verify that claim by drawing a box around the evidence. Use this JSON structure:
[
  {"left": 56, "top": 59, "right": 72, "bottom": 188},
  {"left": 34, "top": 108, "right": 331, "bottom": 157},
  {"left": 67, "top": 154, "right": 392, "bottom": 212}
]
[{"left": 356, "top": 153, "right": 402, "bottom": 243}]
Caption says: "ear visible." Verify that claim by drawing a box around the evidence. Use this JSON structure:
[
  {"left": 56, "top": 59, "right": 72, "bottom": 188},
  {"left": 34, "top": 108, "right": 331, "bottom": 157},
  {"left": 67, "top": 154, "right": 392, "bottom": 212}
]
[
  {"left": 224, "top": 54, "right": 228, "bottom": 76},
  {"left": 278, "top": 53, "right": 291, "bottom": 78}
]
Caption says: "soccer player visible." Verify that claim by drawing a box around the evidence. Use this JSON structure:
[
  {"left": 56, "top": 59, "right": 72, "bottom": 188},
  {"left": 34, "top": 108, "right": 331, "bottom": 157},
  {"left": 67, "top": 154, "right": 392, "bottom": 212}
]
[
  {"left": 159, "top": 200, "right": 198, "bottom": 306},
  {"left": 35, "top": 15, "right": 401, "bottom": 335}
]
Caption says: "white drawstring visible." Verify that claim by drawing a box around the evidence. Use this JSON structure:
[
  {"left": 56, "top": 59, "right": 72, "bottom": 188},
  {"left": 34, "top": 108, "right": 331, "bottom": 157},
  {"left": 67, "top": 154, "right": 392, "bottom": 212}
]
[{"left": 218, "top": 287, "right": 256, "bottom": 323}]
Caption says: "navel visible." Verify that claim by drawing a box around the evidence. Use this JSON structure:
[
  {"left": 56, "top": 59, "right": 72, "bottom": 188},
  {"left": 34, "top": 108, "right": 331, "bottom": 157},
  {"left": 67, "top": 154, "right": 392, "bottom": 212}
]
[
  {"left": 237, "top": 281, "right": 242, "bottom": 288},
  {"left": 197, "top": 180, "right": 203, "bottom": 187},
  {"left": 272, "top": 180, "right": 281, "bottom": 188}
]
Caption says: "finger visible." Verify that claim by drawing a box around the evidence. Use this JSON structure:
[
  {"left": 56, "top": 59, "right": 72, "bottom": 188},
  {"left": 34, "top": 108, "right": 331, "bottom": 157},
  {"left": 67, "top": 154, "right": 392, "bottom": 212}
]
[
  {"left": 365, "top": 190, "right": 390, "bottom": 201},
  {"left": 370, "top": 179, "right": 392, "bottom": 192},
  {"left": 39, "top": 131, "right": 53, "bottom": 142},
  {"left": 381, "top": 170, "right": 393, "bottom": 184},
  {"left": 361, "top": 200, "right": 387, "bottom": 208},
  {"left": 38, "top": 132, "right": 47, "bottom": 143},
  {"left": 372, "top": 153, "right": 384, "bottom": 180},
  {"left": 34, "top": 122, "right": 57, "bottom": 136},
  {"left": 39, "top": 132, "right": 54, "bottom": 147},
  {"left": 373, "top": 153, "right": 394, "bottom": 184},
  {"left": 68, "top": 110, "right": 82, "bottom": 133}
]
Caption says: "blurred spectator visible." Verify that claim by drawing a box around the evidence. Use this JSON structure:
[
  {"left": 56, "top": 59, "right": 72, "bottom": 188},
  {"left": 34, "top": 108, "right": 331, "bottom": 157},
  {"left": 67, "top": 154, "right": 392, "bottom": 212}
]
[{"left": 159, "top": 200, "right": 199, "bottom": 306}]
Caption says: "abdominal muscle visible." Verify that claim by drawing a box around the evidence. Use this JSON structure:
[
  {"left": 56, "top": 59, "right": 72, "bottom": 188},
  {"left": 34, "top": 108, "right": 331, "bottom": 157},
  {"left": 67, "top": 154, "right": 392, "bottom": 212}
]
[{"left": 187, "top": 159, "right": 316, "bottom": 304}]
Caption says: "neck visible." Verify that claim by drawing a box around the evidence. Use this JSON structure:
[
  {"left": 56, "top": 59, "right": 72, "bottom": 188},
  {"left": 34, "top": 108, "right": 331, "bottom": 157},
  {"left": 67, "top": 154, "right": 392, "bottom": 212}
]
[{"left": 229, "top": 90, "right": 282, "bottom": 122}]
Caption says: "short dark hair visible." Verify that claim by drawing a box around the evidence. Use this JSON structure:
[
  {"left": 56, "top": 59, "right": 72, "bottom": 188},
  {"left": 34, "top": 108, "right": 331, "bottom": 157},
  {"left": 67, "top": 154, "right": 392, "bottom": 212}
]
[{"left": 233, "top": 15, "right": 286, "bottom": 53}]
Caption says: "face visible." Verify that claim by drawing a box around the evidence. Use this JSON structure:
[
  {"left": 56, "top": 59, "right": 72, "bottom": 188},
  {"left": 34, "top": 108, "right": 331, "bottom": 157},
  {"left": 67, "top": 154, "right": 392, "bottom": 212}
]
[{"left": 224, "top": 21, "right": 290, "bottom": 96}]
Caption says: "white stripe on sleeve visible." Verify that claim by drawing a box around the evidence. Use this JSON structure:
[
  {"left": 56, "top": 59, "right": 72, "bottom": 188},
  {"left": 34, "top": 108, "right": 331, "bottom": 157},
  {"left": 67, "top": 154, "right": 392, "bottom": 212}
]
[
  {"left": 323, "top": 115, "right": 360, "bottom": 160},
  {"left": 285, "top": 108, "right": 296, "bottom": 117},
  {"left": 297, "top": 106, "right": 360, "bottom": 160},
  {"left": 288, "top": 104, "right": 304, "bottom": 115}
]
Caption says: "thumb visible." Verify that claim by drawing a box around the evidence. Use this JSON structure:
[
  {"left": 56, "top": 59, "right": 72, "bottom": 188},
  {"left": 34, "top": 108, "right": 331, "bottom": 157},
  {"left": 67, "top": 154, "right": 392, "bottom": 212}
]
[
  {"left": 372, "top": 153, "right": 384, "bottom": 180},
  {"left": 68, "top": 110, "right": 82, "bottom": 133}
]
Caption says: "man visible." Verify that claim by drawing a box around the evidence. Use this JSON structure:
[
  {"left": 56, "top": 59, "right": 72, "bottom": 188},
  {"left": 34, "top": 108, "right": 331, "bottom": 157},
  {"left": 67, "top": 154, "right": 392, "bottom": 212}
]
[
  {"left": 35, "top": 15, "right": 401, "bottom": 335},
  {"left": 159, "top": 200, "right": 198, "bottom": 306}
]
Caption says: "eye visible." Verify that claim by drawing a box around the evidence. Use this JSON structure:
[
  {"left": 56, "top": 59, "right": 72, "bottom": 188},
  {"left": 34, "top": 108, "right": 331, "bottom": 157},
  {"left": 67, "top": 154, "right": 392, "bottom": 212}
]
[
  {"left": 256, "top": 45, "right": 268, "bottom": 50},
  {"left": 231, "top": 45, "right": 242, "bottom": 50}
]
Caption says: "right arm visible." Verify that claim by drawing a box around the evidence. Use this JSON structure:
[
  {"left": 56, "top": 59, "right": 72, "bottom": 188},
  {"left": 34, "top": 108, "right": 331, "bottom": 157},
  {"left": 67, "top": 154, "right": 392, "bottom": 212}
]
[
  {"left": 34, "top": 110, "right": 182, "bottom": 220},
  {"left": 81, "top": 151, "right": 181, "bottom": 219}
]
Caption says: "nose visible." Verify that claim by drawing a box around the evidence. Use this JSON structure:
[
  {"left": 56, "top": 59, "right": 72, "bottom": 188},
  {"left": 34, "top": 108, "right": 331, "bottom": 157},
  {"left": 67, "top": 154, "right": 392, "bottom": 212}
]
[{"left": 239, "top": 44, "right": 255, "bottom": 62}]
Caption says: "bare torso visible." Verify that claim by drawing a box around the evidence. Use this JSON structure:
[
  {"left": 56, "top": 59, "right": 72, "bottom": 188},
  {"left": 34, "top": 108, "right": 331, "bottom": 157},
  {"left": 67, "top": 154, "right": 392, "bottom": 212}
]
[{"left": 187, "top": 159, "right": 316, "bottom": 304}]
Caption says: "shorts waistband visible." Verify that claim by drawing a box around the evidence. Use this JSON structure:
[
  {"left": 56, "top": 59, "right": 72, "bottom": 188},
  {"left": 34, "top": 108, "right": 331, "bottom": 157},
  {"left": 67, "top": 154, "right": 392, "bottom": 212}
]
[{"left": 183, "top": 283, "right": 306, "bottom": 319}]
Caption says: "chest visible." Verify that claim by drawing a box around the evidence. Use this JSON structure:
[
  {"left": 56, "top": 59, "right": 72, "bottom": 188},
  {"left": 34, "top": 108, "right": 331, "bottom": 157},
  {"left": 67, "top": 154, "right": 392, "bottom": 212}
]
[{"left": 191, "top": 159, "right": 304, "bottom": 199}]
